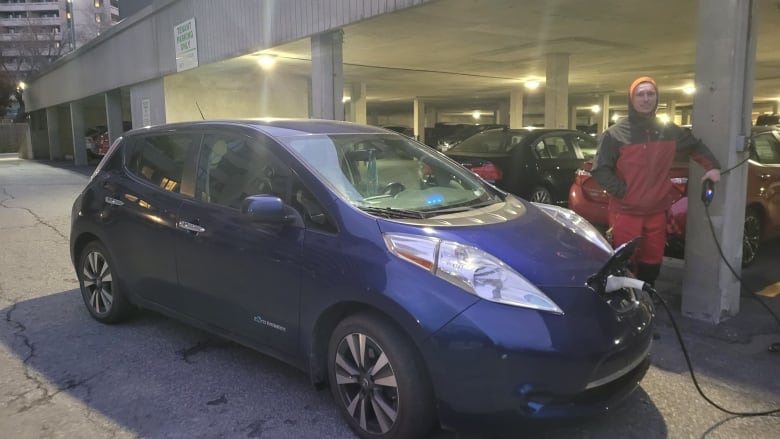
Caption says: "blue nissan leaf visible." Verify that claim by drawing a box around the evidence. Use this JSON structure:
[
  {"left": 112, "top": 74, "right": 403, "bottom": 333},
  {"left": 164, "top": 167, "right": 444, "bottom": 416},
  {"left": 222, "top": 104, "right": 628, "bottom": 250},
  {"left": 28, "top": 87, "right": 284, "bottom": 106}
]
[{"left": 70, "top": 119, "right": 654, "bottom": 438}]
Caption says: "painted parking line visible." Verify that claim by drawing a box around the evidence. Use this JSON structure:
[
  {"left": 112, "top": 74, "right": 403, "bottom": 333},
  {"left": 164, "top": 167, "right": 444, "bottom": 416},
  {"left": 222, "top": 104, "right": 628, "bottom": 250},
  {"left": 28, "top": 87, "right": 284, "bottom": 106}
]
[{"left": 756, "top": 282, "right": 780, "bottom": 297}]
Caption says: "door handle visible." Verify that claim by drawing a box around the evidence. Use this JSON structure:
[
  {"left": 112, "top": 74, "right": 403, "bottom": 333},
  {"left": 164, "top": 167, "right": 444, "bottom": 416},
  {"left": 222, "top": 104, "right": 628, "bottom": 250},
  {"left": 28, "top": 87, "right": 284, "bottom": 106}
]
[
  {"left": 104, "top": 196, "right": 124, "bottom": 206},
  {"left": 176, "top": 220, "right": 206, "bottom": 233}
]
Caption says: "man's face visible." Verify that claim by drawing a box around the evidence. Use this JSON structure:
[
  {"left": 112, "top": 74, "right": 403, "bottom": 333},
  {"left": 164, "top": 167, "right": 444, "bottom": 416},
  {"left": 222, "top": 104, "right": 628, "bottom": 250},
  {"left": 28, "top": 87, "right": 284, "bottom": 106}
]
[{"left": 632, "top": 82, "right": 657, "bottom": 115}]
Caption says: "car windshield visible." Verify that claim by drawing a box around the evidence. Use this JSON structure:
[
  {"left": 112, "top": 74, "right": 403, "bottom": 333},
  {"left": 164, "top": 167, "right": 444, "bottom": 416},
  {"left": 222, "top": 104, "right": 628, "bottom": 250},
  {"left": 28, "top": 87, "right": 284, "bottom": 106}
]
[{"left": 281, "top": 133, "right": 501, "bottom": 214}]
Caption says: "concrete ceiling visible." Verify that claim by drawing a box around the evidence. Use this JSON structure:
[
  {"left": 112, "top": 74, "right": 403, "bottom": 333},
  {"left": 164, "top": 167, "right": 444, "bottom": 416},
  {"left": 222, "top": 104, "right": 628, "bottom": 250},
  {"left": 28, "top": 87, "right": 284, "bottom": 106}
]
[{"left": 198, "top": 0, "right": 780, "bottom": 117}]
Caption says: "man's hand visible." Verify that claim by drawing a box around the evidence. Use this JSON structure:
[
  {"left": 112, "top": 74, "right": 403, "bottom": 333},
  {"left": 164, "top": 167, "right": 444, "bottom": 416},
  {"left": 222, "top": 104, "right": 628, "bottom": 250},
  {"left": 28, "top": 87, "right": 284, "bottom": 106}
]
[{"left": 702, "top": 168, "right": 721, "bottom": 183}]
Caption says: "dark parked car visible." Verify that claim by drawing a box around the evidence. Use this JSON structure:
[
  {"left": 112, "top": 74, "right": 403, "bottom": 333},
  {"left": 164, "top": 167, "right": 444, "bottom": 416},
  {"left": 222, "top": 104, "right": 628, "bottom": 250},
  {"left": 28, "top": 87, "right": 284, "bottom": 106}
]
[
  {"left": 71, "top": 119, "right": 653, "bottom": 438},
  {"left": 569, "top": 126, "right": 780, "bottom": 265},
  {"left": 445, "top": 128, "right": 597, "bottom": 205}
]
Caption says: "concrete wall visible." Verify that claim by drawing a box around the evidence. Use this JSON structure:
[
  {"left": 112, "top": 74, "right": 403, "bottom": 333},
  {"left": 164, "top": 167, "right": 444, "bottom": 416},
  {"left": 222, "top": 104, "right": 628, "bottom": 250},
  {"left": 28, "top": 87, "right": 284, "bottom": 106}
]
[
  {"left": 0, "top": 124, "right": 31, "bottom": 157},
  {"left": 163, "top": 68, "right": 309, "bottom": 122}
]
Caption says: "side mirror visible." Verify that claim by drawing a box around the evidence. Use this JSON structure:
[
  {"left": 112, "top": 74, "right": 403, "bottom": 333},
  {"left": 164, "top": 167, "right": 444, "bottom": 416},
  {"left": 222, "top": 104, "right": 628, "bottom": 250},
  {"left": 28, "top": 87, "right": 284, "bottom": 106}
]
[{"left": 241, "top": 195, "right": 294, "bottom": 224}]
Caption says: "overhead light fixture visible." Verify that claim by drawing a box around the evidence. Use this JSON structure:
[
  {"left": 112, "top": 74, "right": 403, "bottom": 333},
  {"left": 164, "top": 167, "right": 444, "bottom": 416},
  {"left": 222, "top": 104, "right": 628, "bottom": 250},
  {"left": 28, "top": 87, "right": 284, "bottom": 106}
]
[
  {"left": 342, "top": 96, "right": 351, "bottom": 103},
  {"left": 611, "top": 114, "right": 620, "bottom": 122},
  {"left": 17, "top": 81, "right": 26, "bottom": 90},
  {"left": 659, "top": 114, "right": 670, "bottom": 124},
  {"left": 683, "top": 85, "right": 696, "bottom": 95},
  {"left": 591, "top": 105, "right": 601, "bottom": 114},
  {"left": 257, "top": 54, "right": 277, "bottom": 68},
  {"left": 524, "top": 81, "right": 540, "bottom": 90},
  {"left": 472, "top": 110, "right": 481, "bottom": 120}
]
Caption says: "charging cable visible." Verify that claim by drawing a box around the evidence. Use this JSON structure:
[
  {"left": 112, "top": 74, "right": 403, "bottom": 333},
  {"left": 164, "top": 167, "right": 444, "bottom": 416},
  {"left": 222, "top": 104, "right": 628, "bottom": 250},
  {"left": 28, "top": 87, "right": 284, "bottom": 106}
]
[{"left": 605, "top": 276, "right": 780, "bottom": 416}]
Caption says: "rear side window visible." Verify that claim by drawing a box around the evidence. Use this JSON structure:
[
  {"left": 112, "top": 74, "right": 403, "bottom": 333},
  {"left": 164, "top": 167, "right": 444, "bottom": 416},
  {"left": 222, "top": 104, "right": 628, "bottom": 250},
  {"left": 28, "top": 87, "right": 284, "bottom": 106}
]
[
  {"left": 125, "top": 134, "right": 196, "bottom": 193},
  {"left": 570, "top": 134, "right": 597, "bottom": 159},
  {"left": 535, "top": 135, "right": 577, "bottom": 159}
]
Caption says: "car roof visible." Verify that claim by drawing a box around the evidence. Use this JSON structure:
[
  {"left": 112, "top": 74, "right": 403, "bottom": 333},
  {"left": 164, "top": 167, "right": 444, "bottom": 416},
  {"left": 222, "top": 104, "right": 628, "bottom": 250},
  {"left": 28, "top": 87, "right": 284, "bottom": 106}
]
[{"left": 122, "top": 119, "right": 389, "bottom": 138}]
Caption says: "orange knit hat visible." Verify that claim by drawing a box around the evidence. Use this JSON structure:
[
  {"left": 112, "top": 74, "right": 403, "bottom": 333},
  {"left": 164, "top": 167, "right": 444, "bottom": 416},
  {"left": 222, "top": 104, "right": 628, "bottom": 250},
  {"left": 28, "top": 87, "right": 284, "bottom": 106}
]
[{"left": 629, "top": 76, "right": 657, "bottom": 99}]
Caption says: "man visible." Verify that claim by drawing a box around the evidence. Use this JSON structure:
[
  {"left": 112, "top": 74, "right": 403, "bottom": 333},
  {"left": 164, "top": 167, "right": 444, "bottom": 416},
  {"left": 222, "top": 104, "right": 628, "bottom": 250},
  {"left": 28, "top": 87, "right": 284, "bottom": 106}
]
[{"left": 591, "top": 76, "right": 721, "bottom": 286}]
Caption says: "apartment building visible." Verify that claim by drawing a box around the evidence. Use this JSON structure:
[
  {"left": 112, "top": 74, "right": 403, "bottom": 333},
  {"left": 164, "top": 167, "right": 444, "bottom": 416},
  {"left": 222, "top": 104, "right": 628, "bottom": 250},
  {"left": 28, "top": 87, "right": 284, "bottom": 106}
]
[{"left": 0, "top": 0, "right": 119, "bottom": 79}]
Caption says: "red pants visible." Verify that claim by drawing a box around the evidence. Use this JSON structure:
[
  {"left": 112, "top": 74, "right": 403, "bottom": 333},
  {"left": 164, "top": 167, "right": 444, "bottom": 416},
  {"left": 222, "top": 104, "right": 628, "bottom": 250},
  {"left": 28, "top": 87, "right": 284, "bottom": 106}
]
[{"left": 608, "top": 211, "right": 667, "bottom": 265}]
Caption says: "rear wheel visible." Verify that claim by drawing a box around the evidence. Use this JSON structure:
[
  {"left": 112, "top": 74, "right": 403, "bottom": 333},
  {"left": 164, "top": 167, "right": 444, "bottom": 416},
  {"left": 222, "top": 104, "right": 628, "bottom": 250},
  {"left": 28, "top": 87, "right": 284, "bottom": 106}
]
[
  {"left": 77, "top": 241, "right": 133, "bottom": 323},
  {"left": 328, "top": 313, "right": 436, "bottom": 439},
  {"left": 742, "top": 208, "right": 762, "bottom": 267},
  {"left": 529, "top": 186, "right": 553, "bottom": 204}
]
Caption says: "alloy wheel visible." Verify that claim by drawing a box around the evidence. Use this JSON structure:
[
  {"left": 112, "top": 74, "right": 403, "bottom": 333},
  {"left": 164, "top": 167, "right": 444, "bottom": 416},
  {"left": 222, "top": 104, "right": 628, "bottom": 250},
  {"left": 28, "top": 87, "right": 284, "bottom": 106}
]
[
  {"left": 530, "top": 187, "right": 552, "bottom": 204},
  {"left": 82, "top": 250, "right": 114, "bottom": 316},
  {"left": 742, "top": 211, "right": 761, "bottom": 266},
  {"left": 333, "top": 332, "right": 399, "bottom": 435}
]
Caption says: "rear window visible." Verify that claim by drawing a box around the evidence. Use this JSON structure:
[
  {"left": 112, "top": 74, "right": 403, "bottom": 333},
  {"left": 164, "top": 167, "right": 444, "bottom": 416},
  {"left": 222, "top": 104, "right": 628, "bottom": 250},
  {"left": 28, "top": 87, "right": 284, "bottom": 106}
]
[{"left": 752, "top": 132, "right": 780, "bottom": 164}]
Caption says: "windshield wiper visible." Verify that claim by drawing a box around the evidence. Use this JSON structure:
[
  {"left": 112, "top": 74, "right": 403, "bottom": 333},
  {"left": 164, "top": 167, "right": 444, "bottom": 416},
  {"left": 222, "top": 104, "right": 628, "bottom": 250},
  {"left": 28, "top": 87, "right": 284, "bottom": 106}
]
[
  {"left": 424, "top": 199, "right": 498, "bottom": 215},
  {"left": 357, "top": 206, "right": 428, "bottom": 219}
]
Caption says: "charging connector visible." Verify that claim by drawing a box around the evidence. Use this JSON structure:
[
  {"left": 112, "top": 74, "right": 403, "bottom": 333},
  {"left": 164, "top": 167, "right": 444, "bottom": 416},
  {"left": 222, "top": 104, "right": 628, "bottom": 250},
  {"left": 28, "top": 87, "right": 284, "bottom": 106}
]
[{"left": 701, "top": 179, "right": 715, "bottom": 206}]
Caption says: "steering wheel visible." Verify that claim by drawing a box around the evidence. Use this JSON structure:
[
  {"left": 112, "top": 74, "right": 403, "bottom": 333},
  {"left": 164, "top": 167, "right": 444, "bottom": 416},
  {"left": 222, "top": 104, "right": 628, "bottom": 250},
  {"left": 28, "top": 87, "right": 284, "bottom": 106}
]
[{"left": 382, "top": 182, "right": 406, "bottom": 196}]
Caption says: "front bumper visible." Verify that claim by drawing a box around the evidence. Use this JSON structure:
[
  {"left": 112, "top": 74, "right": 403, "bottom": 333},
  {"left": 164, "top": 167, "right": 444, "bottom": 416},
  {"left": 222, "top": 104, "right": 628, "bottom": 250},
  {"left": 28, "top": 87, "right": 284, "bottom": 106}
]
[{"left": 422, "top": 285, "right": 654, "bottom": 434}]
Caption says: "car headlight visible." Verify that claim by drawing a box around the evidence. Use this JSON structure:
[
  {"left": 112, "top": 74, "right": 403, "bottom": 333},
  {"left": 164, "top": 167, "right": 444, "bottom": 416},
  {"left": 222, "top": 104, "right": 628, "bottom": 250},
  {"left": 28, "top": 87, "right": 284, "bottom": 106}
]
[
  {"left": 532, "top": 202, "right": 613, "bottom": 255},
  {"left": 383, "top": 233, "right": 563, "bottom": 315}
]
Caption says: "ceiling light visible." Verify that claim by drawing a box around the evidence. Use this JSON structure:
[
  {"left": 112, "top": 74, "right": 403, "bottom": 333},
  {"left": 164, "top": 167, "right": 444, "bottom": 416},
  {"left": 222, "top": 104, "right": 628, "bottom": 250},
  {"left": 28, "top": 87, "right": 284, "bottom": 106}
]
[
  {"left": 257, "top": 55, "right": 277, "bottom": 68},
  {"left": 611, "top": 114, "right": 620, "bottom": 122},
  {"left": 591, "top": 105, "right": 601, "bottom": 114},
  {"left": 659, "top": 114, "right": 670, "bottom": 124},
  {"left": 472, "top": 110, "right": 481, "bottom": 120},
  {"left": 524, "top": 81, "right": 540, "bottom": 90},
  {"left": 683, "top": 85, "right": 696, "bottom": 95},
  {"left": 342, "top": 96, "right": 351, "bottom": 103}
]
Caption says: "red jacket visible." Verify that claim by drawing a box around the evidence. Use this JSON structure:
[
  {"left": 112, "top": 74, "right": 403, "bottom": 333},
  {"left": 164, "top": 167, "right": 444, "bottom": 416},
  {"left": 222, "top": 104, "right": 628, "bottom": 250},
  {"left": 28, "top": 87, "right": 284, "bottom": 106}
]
[{"left": 591, "top": 118, "right": 720, "bottom": 215}]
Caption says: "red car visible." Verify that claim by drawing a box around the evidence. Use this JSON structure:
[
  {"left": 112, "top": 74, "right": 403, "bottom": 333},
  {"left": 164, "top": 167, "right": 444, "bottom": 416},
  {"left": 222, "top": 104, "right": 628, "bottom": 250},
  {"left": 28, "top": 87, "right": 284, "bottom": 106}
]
[{"left": 569, "top": 126, "right": 780, "bottom": 265}]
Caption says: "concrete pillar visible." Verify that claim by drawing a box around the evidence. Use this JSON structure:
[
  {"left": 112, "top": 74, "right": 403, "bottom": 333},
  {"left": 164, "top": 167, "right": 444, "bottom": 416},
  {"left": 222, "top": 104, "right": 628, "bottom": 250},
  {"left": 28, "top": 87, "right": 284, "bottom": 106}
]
[
  {"left": 509, "top": 89, "right": 524, "bottom": 128},
  {"left": 425, "top": 107, "right": 437, "bottom": 130},
  {"left": 668, "top": 99, "right": 677, "bottom": 124},
  {"left": 69, "top": 101, "right": 87, "bottom": 166},
  {"left": 544, "top": 53, "right": 569, "bottom": 129},
  {"left": 349, "top": 83, "right": 367, "bottom": 124},
  {"left": 597, "top": 95, "right": 610, "bottom": 134},
  {"left": 413, "top": 98, "right": 425, "bottom": 144},
  {"left": 682, "top": 0, "right": 757, "bottom": 323},
  {"left": 46, "top": 106, "right": 62, "bottom": 160},
  {"left": 569, "top": 105, "right": 578, "bottom": 130},
  {"left": 311, "top": 30, "right": 344, "bottom": 120},
  {"left": 772, "top": 101, "right": 778, "bottom": 114},
  {"left": 496, "top": 101, "right": 509, "bottom": 126},
  {"left": 105, "top": 89, "right": 124, "bottom": 146}
]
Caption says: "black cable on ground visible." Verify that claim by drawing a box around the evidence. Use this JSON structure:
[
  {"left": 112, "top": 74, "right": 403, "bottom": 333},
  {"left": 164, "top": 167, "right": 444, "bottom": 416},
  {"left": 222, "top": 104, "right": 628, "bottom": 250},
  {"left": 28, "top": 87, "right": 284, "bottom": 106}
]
[
  {"left": 647, "top": 286, "right": 780, "bottom": 417},
  {"left": 704, "top": 204, "right": 780, "bottom": 328}
]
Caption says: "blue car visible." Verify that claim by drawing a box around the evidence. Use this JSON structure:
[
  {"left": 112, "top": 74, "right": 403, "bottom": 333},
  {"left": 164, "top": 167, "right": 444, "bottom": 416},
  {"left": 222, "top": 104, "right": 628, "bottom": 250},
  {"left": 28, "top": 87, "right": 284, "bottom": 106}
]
[{"left": 70, "top": 119, "right": 654, "bottom": 438}]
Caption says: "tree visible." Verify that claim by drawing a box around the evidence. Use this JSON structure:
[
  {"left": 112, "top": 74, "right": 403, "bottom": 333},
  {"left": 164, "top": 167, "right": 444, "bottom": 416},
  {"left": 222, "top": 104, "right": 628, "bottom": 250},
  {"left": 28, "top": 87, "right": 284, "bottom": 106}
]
[
  {"left": 0, "top": 16, "right": 73, "bottom": 122},
  {"left": 0, "top": 72, "right": 16, "bottom": 119}
]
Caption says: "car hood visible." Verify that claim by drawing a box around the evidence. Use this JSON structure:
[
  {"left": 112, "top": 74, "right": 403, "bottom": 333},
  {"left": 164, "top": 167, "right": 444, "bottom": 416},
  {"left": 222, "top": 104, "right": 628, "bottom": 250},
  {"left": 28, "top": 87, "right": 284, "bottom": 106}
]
[{"left": 375, "top": 198, "right": 610, "bottom": 288}]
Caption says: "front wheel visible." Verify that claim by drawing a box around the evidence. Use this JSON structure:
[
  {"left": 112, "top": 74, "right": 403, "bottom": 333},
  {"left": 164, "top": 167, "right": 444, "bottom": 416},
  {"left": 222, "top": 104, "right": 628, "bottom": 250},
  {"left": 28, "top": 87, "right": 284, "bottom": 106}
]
[
  {"left": 77, "top": 241, "right": 133, "bottom": 323},
  {"left": 327, "top": 313, "right": 436, "bottom": 439}
]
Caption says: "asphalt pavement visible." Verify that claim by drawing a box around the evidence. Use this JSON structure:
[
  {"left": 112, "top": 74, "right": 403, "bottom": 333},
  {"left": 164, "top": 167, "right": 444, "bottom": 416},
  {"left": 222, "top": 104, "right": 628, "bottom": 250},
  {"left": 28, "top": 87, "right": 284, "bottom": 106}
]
[{"left": 0, "top": 156, "right": 778, "bottom": 439}]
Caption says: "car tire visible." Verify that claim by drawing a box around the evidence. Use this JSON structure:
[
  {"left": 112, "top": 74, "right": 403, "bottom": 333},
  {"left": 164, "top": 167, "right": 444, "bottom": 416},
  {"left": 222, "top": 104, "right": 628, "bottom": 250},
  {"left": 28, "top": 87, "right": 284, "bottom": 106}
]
[
  {"left": 77, "top": 241, "right": 133, "bottom": 323},
  {"left": 742, "top": 208, "right": 762, "bottom": 267},
  {"left": 530, "top": 186, "right": 553, "bottom": 204},
  {"left": 327, "top": 313, "right": 436, "bottom": 439}
]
